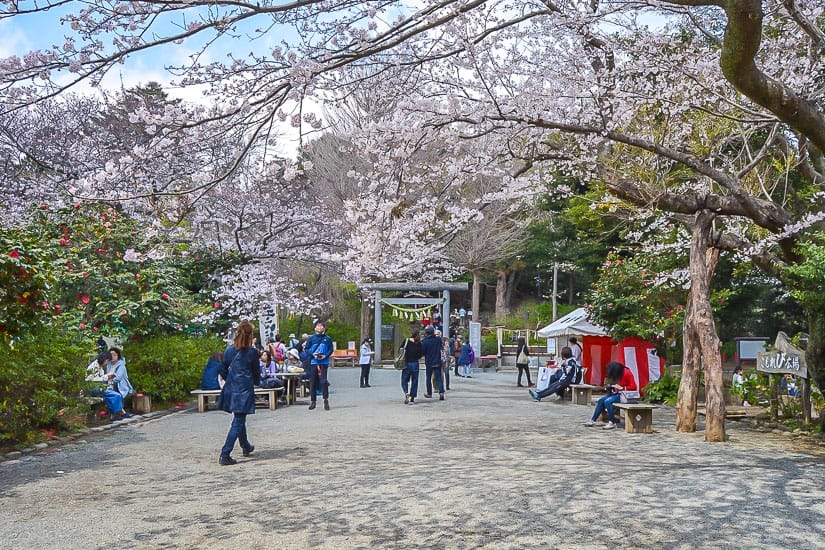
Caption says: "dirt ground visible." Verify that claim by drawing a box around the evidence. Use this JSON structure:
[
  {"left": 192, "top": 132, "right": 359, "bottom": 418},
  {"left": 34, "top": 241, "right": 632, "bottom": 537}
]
[{"left": 2, "top": 367, "right": 825, "bottom": 549}]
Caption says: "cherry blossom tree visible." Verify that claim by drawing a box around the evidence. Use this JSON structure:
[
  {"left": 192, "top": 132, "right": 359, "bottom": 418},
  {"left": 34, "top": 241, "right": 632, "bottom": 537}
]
[{"left": 3, "top": 0, "right": 824, "bottom": 442}]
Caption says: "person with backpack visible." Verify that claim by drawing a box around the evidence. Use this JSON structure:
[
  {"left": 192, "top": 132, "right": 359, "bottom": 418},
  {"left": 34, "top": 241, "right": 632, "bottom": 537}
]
[
  {"left": 267, "top": 335, "right": 287, "bottom": 371},
  {"left": 529, "top": 346, "right": 581, "bottom": 401}
]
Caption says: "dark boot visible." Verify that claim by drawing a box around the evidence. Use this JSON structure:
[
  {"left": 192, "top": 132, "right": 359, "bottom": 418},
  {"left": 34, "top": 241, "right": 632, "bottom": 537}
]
[
  {"left": 308, "top": 401, "right": 316, "bottom": 410},
  {"left": 324, "top": 399, "right": 330, "bottom": 411}
]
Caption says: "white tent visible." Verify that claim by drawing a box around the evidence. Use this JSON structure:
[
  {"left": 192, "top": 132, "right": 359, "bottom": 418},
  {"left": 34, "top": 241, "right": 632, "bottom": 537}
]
[{"left": 537, "top": 307, "right": 607, "bottom": 338}]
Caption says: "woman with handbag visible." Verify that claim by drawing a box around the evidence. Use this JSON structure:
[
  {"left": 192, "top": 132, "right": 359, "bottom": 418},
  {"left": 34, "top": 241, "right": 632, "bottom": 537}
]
[
  {"left": 585, "top": 361, "right": 638, "bottom": 430},
  {"left": 218, "top": 320, "right": 261, "bottom": 465},
  {"left": 515, "top": 336, "right": 534, "bottom": 387}
]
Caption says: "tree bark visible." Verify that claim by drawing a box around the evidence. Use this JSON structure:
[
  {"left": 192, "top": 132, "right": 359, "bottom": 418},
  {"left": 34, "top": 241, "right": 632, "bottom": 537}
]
[
  {"left": 806, "top": 311, "right": 825, "bottom": 428},
  {"left": 675, "top": 211, "right": 726, "bottom": 441},
  {"left": 495, "top": 270, "right": 507, "bottom": 320},
  {"left": 504, "top": 271, "right": 516, "bottom": 314},
  {"left": 359, "top": 291, "right": 372, "bottom": 343},
  {"left": 568, "top": 271, "right": 574, "bottom": 305},
  {"left": 471, "top": 270, "right": 481, "bottom": 324}
]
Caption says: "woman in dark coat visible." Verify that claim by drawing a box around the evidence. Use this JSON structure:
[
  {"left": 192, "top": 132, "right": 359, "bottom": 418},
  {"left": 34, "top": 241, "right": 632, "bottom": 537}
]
[
  {"left": 218, "top": 320, "right": 261, "bottom": 465},
  {"left": 515, "top": 336, "right": 534, "bottom": 387}
]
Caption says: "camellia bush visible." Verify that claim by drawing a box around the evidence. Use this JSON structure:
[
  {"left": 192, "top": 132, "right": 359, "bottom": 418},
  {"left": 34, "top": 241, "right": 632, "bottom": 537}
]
[
  {"left": 27, "top": 203, "right": 196, "bottom": 338},
  {"left": 0, "top": 329, "right": 88, "bottom": 446},
  {"left": 0, "top": 228, "right": 54, "bottom": 341}
]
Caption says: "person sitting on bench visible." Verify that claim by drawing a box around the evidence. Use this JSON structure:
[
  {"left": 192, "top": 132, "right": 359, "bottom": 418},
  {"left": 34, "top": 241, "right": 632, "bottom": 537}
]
[
  {"left": 529, "top": 346, "right": 580, "bottom": 401},
  {"left": 585, "top": 361, "right": 639, "bottom": 430}
]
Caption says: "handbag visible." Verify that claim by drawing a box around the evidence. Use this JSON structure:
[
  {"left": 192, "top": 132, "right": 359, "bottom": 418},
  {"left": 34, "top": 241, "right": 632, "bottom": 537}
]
[
  {"left": 516, "top": 349, "right": 528, "bottom": 365},
  {"left": 620, "top": 391, "right": 628, "bottom": 404},
  {"left": 394, "top": 340, "right": 409, "bottom": 370}
]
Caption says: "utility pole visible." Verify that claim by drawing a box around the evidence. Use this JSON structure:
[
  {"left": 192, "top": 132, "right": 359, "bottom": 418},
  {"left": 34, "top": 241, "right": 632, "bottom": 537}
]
[{"left": 552, "top": 261, "right": 558, "bottom": 321}]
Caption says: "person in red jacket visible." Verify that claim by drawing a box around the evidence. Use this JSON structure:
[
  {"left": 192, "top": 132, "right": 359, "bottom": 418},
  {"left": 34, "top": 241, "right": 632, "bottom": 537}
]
[{"left": 584, "top": 361, "right": 638, "bottom": 430}]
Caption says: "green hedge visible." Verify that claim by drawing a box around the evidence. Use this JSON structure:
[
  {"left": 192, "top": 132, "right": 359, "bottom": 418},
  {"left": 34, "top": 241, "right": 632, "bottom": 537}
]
[
  {"left": 126, "top": 334, "right": 225, "bottom": 403},
  {"left": 0, "top": 330, "right": 88, "bottom": 446}
]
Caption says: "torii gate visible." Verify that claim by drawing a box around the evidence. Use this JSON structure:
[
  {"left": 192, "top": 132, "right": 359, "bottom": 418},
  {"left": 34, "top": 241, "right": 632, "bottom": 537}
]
[{"left": 362, "top": 282, "right": 469, "bottom": 363}]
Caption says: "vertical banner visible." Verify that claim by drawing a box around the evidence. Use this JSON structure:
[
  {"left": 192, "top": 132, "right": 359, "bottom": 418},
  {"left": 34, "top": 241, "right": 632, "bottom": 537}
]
[{"left": 469, "top": 321, "right": 482, "bottom": 366}]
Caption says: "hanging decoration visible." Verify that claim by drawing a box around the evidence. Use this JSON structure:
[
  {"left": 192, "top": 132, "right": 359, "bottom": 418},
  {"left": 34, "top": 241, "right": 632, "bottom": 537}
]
[{"left": 380, "top": 298, "right": 445, "bottom": 319}]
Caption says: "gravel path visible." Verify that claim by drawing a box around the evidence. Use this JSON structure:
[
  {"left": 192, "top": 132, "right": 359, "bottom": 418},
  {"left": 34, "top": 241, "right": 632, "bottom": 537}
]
[{"left": 2, "top": 367, "right": 824, "bottom": 549}]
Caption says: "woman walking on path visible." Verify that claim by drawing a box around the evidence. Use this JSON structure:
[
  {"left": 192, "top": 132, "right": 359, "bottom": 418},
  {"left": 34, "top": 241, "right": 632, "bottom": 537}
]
[
  {"left": 401, "top": 329, "right": 423, "bottom": 404},
  {"left": 585, "top": 361, "right": 638, "bottom": 430},
  {"left": 218, "top": 320, "right": 261, "bottom": 465},
  {"left": 515, "top": 336, "right": 534, "bottom": 387},
  {"left": 359, "top": 337, "right": 375, "bottom": 388}
]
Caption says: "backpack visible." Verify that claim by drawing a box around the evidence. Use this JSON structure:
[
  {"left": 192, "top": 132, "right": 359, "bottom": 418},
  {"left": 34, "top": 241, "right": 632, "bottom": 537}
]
[
  {"left": 274, "top": 343, "right": 285, "bottom": 363},
  {"left": 567, "top": 358, "right": 583, "bottom": 384},
  {"left": 468, "top": 346, "right": 475, "bottom": 364}
]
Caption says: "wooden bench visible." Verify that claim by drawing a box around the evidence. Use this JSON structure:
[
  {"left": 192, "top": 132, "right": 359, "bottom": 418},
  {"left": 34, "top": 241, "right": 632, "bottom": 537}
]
[
  {"left": 330, "top": 351, "right": 357, "bottom": 367},
  {"left": 613, "top": 402, "right": 657, "bottom": 433},
  {"left": 569, "top": 384, "right": 599, "bottom": 405},
  {"left": 190, "top": 387, "right": 283, "bottom": 413}
]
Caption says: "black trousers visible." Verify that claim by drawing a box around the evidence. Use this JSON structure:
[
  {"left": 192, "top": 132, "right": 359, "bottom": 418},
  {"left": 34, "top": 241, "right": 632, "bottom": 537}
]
[
  {"left": 517, "top": 364, "right": 533, "bottom": 385},
  {"left": 309, "top": 364, "right": 330, "bottom": 401},
  {"left": 360, "top": 364, "right": 371, "bottom": 385}
]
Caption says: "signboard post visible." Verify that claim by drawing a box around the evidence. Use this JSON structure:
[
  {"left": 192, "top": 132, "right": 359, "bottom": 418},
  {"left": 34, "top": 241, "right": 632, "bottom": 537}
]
[
  {"left": 469, "top": 322, "right": 482, "bottom": 367},
  {"left": 757, "top": 351, "right": 807, "bottom": 378}
]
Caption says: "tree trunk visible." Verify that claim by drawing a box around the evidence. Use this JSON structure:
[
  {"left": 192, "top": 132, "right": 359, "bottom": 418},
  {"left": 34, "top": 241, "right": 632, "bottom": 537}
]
[
  {"left": 806, "top": 310, "right": 825, "bottom": 428},
  {"left": 504, "top": 271, "right": 517, "bottom": 314},
  {"left": 568, "top": 272, "right": 574, "bottom": 305},
  {"left": 495, "top": 270, "right": 507, "bottom": 321},
  {"left": 675, "top": 211, "right": 726, "bottom": 441},
  {"left": 359, "top": 292, "right": 372, "bottom": 343},
  {"left": 471, "top": 270, "right": 481, "bottom": 323}
]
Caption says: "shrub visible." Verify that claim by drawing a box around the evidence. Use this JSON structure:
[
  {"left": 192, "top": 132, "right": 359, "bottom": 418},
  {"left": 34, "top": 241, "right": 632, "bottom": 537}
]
[
  {"left": 126, "top": 334, "right": 225, "bottom": 403},
  {"left": 0, "top": 329, "right": 89, "bottom": 446},
  {"left": 643, "top": 371, "right": 681, "bottom": 405}
]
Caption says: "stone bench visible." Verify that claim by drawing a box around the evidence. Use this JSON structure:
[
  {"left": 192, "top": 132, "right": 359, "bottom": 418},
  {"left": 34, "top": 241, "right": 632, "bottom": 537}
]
[
  {"left": 613, "top": 402, "right": 657, "bottom": 433},
  {"left": 190, "top": 387, "right": 283, "bottom": 413},
  {"left": 569, "top": 384, "right": 599, "bottom": 405}
]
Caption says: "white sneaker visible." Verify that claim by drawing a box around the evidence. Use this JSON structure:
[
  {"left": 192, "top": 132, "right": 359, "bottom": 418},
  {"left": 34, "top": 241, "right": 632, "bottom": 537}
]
[
  {"left": 602, "top": 421, "right": 616, "bottom": 430},
  {"left": 584, "top": 420, "right": 596, "bottom": 427}
]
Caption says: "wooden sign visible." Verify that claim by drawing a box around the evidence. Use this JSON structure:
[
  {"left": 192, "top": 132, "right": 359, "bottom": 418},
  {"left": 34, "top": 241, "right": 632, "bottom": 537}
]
[{"left": 756, "top": 351, "right": 807, "bottom": 379}]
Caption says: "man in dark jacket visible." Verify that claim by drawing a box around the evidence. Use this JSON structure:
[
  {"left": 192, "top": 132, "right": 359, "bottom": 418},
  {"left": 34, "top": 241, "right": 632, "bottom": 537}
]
[
  {"left": 529, "top": 346, "right": 580, "bottom": 402},
  {"left": 303, "top": 320, "right": 334, "bottom": 411},
  {"left": 421, "top": 326, "right": 445, "bottom": 400}
]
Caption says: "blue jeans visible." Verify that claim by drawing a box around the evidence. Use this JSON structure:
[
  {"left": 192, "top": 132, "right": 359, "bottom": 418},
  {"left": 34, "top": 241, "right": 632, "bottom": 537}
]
[
  {"left": 591, "top": 394, "right": 622, "bottom": 423},
  {"left": 401, "top": 362, "right": 420, "bottom": 399},
  {"left": 309, "top": 364, "right": 329, "bottom": 401},
  {"left": 221, "top": 413, "right": 251, "bottom": 459},
  {"left": 426, "top": 364, "right": 444, "bottom": 395}
]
